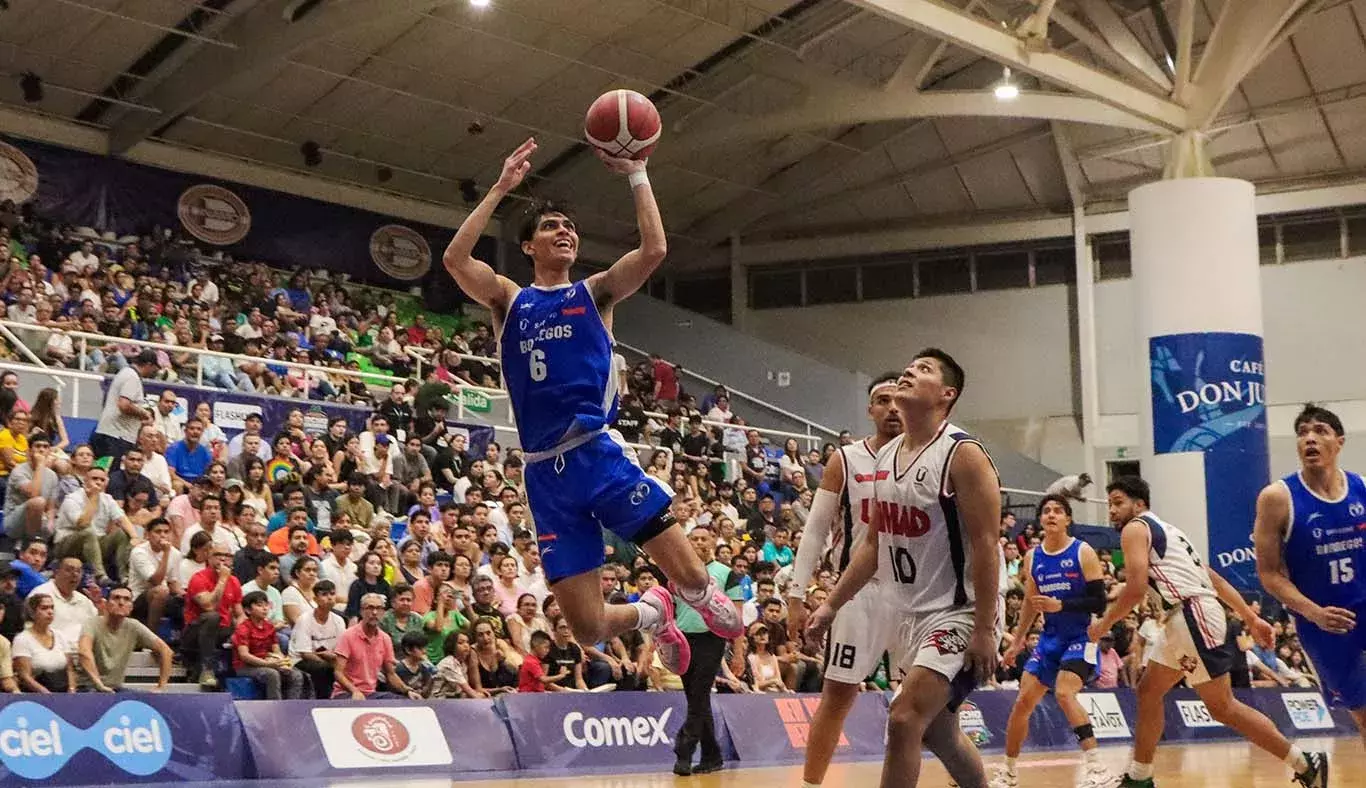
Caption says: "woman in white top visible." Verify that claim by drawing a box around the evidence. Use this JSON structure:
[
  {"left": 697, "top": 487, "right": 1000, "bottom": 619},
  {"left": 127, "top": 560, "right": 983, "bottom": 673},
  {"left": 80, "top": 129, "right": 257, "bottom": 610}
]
[
  {"left": 506, "top": 593, "right": 550, "bottom": 657},
  {"left": 282, "top": 556, "right": 320, "bottom": 627},
  {"left": 241, "top": 457, "right": 274, "bottom": 518},
  {"left": 192, "top": 402, "right": 228, "bottom": 457},
  {"left": 13, "top": 594, "right": 75, "bottom": 693},
  {"left": 778, "top": 438, "right": 803, "bottom": 482},
  {"left": 746, "top": 622, "right": 785, "bottom": 693}
]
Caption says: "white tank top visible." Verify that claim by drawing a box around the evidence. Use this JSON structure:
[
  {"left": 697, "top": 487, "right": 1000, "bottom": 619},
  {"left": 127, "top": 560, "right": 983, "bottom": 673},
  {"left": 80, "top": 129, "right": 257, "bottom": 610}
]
[
  {"left": 1130, "top": 511, "right": 1216, "bottom": 610},
  {"left": 829, "top": 439, "right": 881, "bottom": 573},
  {"left": 873, "top": 422, "right": 1000, "bottom": 614}
]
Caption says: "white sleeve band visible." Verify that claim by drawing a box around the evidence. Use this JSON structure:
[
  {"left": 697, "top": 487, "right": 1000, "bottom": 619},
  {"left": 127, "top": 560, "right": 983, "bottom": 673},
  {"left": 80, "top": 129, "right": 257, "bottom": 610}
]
[
  {"left": 628, "top": 169, "right": 649, "bottom": 188},
  {"left": 789, "top": 487, "right": 840, "bottom": 598}
]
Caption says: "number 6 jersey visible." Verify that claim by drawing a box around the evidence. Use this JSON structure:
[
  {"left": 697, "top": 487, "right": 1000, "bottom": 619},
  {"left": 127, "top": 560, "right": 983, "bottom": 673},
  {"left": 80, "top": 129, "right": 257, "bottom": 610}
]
[
  {"left": 499, "top": 283, "right": 619, "bottom": 454},
  {"left": 873, "top": 422, "right": 1001, "bottom": 614}
]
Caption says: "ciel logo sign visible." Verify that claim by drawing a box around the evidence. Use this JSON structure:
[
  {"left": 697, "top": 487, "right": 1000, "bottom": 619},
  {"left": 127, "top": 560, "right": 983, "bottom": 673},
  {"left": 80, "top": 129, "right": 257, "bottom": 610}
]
[
  {"left": 0, "top": 700, "right": 172, "bottom": 779},
  {"left": 774, "top": 697, "right": 848, "bottom": 749}
]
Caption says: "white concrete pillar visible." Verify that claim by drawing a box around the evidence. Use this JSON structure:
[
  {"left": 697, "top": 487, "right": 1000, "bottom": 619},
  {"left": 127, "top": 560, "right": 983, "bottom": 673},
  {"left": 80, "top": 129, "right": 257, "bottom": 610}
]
[{"left": 1130, "top": 178, "right": 1267, "bottom": 590}]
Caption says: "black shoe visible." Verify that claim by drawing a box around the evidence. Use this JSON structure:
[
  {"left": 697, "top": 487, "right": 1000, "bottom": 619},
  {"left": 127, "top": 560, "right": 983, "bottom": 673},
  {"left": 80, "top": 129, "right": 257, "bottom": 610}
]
[
  {"left": 1293, "top": 752, "right": 1328, "bottom": 788},
  {"left": 693, "top": 759, "right": 723, "bottom": 774},
  {"left": 673, "top": 757, "right": 692, "bottom": 777},
  {"left": 1117, "top": 776, "right": 1155, "bottom": 788}
]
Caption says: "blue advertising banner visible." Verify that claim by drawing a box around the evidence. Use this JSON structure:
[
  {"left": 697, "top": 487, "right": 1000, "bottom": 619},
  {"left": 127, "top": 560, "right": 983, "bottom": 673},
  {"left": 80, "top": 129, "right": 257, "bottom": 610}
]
[
  {"left": 0, "top": 136, "right": 494, "bottom": 288},
  {"left": 716, "top": 693, "right": 887, "bottom": 764},
  {"left": 236, "top": 699, "right": 516, "bottom": 778},
  {"left": 1150, "top": 332, "right": 1269, "bottom": 589},
  {"left": 499, "top": 690, "right": 699, "bottom": 771},
  {"left": 0, "top": 694, "right": 246, "bottom": 786}
]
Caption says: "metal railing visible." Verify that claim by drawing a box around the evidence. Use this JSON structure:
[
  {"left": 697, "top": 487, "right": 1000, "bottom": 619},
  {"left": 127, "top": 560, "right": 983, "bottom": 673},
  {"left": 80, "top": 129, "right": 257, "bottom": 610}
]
[{"left": 0, "top": 360, "right": 102, "bottom": 417}]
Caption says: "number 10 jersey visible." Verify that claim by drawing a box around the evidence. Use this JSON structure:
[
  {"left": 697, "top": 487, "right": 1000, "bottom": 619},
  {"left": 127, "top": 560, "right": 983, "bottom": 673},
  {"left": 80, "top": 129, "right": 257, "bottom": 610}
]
[{"left": 873, "top": 422, "right": 1000, "bottom": 615}]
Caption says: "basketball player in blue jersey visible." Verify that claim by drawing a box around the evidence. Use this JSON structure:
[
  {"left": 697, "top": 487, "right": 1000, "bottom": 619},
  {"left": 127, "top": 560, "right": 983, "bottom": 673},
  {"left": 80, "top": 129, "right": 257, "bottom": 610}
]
[
  {"left": 1255, "top": 404, "right": 1366, "bottom": 746},
  {"left": 1092, "top": 476, "right": 1326, "bottom": 788},
  {"left": 992, "top": 495, "right": 1113, "bottom": 788},
  {"left": 442, "top": 138, "right": 743, "bottom": 674}
]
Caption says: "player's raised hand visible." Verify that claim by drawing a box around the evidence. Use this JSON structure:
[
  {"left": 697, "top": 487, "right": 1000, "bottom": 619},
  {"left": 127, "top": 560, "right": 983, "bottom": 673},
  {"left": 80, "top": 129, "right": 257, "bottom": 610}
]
[
  {"left": 1248, "top": 616, "right": 1277, "bottom": 649},
  {"left": 594, "top": 148, "right": 646, "bottom": 175},
  {"left": 1001, "top": 639, "right": 1023, "bottom": 667},
  {"left": 1087, "top": 619, "right": 1109, "bottom": 643},
  {"left": 1307, "top": 604, "right": 1357, "bottom": 635},
  {"left": 494, "top": 138, "right": 537, "bottom": 193}
]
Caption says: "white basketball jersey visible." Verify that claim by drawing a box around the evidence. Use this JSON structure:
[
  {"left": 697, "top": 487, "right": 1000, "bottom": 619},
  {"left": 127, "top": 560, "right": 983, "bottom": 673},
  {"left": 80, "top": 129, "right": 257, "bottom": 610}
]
[
  {"left": 1131, "top": 511, "right": 1216, "bottom": 610},
  {"left": 873, "top": 422, "right": 1000, "bottom": 614},
  {"left": 829, "top": 439, "right": 881, "bottom": 572}
]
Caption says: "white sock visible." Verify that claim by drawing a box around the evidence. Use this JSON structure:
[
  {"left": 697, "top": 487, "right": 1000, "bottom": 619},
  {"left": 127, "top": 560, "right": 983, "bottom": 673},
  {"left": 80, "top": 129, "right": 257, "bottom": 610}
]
[
  {"left": 1083, "top": 748, "right": 1103, "bottom": 764},
  {"left": 801, "top": 782, "right": 821, "bottom": 788},
  {"left": 632, "top": 600, "right": 660, "bottom": 631},
  {"left": 678, "top": 578, "right": 711, "bottom": 606},
  {"left": 1128, "top": 761, "right": 1154, "bottom": 780},
  {"left": 1004, "top": 756, "right": 1018, "bottom": 774},
  {"left": 1285, "top": 746, "right": 1308, "bottom": 773}
]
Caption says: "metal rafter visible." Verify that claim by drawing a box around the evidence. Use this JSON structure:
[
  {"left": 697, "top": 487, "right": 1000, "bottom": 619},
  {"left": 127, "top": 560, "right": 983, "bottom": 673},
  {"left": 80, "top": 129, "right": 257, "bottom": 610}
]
[
  {"left": 1073, "top": 0, "right": 1172, "bottom": 91},
  {"left": 844, "top": 0, "right": 1187, "bottom": 130},
  {"left": 1186, "top": 0, "right": 1314, "bottom": 129},
  {"left": 105, "top": 0, "right": 469, "bottom": 154}
]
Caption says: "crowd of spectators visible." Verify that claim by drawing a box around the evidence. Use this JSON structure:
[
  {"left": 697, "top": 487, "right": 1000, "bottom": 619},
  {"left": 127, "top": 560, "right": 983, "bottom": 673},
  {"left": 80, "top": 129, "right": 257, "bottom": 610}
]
[{"left": 0, "top": 201, "right": 1317, "bottom": 701}]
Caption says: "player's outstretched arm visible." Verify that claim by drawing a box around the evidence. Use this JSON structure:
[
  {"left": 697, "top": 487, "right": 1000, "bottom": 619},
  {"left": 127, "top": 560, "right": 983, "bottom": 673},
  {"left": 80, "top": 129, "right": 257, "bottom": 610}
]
[
  {"left": 1089, "top": 521, "right": 1149, "bottom": 641},
  {"left": 787, "top": 450, "right": 844, "bottom": 641},
  {"left": 586, "top": 151, "right": 667, "bottom": 310},
  {"left": 1003, "top": 550, "right": 1039, "bottom": 664},
  {"left": 806, "top": 491, "right": 880, "bottom": 643},
  {"left": 951, "top": 442, "right": 1002, "bottom": 681},
  {"left": 442, "top": 139, "right": 529, "bottom": 313}
]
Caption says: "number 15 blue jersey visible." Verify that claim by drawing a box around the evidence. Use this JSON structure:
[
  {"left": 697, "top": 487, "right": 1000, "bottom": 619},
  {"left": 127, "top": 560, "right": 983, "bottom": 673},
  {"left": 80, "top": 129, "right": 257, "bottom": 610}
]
[
  {"left": 1281, "top": 470, "right": 1366, "bottom": 610},
  {"left": 499, "top": 283, "right": 619, "bottom": 454}
]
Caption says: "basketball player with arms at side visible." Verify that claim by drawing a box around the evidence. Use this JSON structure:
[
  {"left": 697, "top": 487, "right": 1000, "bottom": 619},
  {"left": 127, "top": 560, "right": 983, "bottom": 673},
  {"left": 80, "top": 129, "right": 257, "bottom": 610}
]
[
  {"left": 809, "top": 349, "right": 1003, "bottom": 788},
  {"left": 442, "top": 139, "right": 742, "bottom": 676},
  {"left": 992, "top": 494, "right": 1113, "bottom": 788},
  {"left": 785, "top": 373, "right": 902, "bottom": 788},
  {"left": 1090, "top": 476, "right": 1327, "bottom": 788},
  {"left": 1254, "top": 404, "right": 1366, "bottom": 746}
]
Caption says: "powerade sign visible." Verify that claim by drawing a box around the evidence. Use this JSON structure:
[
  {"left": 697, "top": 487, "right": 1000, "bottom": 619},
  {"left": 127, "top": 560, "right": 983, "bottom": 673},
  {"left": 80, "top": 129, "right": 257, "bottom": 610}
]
[
  {"left": 0, "top": 701, "right": 171, "bottom": 779},
  {"left": 1150, "top": 332, "right": 1268, "bottom": 590}
]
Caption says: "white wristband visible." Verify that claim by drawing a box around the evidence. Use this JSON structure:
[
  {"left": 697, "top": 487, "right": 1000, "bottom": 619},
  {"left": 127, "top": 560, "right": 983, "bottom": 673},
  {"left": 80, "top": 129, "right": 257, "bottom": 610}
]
[{"left": 628, "top": 170, "right": 649, "bottom": 188}]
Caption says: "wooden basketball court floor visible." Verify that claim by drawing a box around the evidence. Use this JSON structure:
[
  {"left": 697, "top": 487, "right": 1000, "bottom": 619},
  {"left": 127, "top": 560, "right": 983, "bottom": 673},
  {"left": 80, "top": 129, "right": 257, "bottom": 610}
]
[{"left": 277, "top": 734, "right": 1358, "bottom": 788}]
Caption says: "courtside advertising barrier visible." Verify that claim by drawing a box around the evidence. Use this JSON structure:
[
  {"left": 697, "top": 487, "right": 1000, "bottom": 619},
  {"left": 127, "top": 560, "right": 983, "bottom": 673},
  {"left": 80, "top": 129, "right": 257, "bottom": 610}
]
[
  {"left": 235, "top": 699, "right": 516, "bottom": 778},
  {"left": 0, "top": 688, "right": 1355, "bottom": 785},
  {"left": 0, "top": 694, "right": 247, "bottom": 786}
]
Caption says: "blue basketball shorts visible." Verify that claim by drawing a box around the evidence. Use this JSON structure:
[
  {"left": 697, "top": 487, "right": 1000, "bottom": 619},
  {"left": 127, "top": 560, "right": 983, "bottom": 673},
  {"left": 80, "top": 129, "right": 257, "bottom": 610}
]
[
  {"left": 524, "top": 431, "right": 675, "bottom": 584},
  {"left": 1024, "top": 631, "right": 1097, "bottom": 689},
  {"left": 1295, "top": 607, "right": 1366, "bottom": 710}
]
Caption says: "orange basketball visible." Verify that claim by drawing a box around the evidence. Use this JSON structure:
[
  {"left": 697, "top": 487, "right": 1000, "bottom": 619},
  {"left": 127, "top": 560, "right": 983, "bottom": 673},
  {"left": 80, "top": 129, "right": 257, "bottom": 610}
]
[{"left": 584, "top": 89, "right": 662, "bottom": 160}]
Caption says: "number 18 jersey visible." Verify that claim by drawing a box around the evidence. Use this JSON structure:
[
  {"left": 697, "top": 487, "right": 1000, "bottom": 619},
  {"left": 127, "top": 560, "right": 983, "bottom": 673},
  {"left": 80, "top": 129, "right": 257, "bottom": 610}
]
[
  {"left": 873, "top": 422, "right": 1000, "bottom": 614},
  {"left": 499, "top": 283, "right": 619, "bottom": 454}
]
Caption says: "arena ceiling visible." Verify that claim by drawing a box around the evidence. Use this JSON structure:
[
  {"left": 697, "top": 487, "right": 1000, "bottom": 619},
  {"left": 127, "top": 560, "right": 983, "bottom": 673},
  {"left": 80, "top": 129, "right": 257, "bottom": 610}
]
[{"left": 0, "top": 0, "right": 1362, "bottom": 265}]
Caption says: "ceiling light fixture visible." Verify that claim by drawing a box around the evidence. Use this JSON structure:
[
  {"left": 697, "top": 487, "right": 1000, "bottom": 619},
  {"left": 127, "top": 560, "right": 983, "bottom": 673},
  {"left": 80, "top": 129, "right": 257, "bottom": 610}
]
[
  {"left": 469, "top": 0, "right": 490, "bottom": 8},
  {"left": 993, "top": 67, "right": 1020, "bottom": 101}
]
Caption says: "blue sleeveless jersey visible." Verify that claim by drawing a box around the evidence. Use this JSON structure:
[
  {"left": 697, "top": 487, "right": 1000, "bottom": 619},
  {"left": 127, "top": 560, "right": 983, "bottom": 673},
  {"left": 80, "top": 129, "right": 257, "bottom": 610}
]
[
  {"left": 499, "top": 283, "right": 618, "bottom": 454},
  {"left": 1030, "top": 538, "right": 1091, "bottom": 639},
  {"left": 1282, "top": 470, "right": 1366, "bottom": 610}
]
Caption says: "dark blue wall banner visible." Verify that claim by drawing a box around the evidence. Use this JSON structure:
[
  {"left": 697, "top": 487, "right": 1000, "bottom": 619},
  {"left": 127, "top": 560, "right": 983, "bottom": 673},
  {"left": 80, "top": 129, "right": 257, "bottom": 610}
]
[
  {"left": 1150, "top": 331, "right": 1269, "bottom": 590},
  {"left": 236, "top": 699, "right": 516, "bottom": 778},
  {"left": 499, "top": 690, "right": 703, "bottom": 771},
  {"left": 0, "top": 136, "right": 494, "bottom": 288},
  {"left": 716, "top": 693, "right": 887, "bottom": 764},
  {"left": 0, "top": 694, "right": 247, "bottom": 785}
]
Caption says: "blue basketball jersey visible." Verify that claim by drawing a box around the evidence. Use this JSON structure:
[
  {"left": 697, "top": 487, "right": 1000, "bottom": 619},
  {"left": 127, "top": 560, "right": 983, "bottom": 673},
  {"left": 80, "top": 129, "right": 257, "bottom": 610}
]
[
  {"left": 500, "top": 283, "right": 618, "bottom": 454},
  {"left": 1282, "top": 470, "right": 1366, "bottom": 610},
  {"left": 1030, "top": 538, "right": 1091, "bottom": 639}
]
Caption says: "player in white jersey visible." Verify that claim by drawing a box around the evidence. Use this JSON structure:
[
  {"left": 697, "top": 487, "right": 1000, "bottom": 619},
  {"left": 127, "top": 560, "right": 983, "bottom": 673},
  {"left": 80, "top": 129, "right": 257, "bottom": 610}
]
[
  {"left": 1090, "top": 476, "right": 1327, "bottom": 788},
  {"left": 810, "top": 348, "right": 1002, "bottom": 788},
  {"left": 786, "top": 373, "right": 902, "bottom": 788}
]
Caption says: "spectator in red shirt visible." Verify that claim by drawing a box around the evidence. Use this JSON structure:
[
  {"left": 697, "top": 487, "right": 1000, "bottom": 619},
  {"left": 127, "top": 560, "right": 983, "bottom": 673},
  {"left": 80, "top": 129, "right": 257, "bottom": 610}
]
[
  {"left": 517, "top": 630, "right": 570, "bottom": 693},
  {"left": 332, "top": 592, "right": 423, "bottom": 700},
  {"left": 651, "top": 353, "right": 679, "bottom": 405},
  {"left": 232, "top": 590, "right": 305, "bottom": 699},
  {"left": 183, "top": 545, "right": 244, "bottom": 689},
  {"left": 405, "top": 314, "right": 428, "bottom": 346}
]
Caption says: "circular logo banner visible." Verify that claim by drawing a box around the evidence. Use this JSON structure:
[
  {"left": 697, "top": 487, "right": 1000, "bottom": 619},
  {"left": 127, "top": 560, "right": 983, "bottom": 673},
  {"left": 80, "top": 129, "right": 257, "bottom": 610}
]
[
  {"left": 0, "top": 141, "right": 38, "bottom": 204},
  {"left": 177, "top": 184, "right": 251, "bottom": 246},
  {"left": 369, "top": 224, "right": 431, "bottom": 281}
]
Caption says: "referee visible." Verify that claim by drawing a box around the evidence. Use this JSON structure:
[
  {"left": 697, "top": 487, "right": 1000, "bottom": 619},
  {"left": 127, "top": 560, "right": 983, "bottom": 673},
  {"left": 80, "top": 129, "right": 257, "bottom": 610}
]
[{"left": 671, "top": 527, "right": 741, "bottom": 776}]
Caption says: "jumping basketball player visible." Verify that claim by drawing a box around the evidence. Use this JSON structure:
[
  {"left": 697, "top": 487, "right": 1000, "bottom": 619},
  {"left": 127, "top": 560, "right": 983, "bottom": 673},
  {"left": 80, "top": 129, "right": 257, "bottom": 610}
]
[
  {"left": 1091, "top": 476, "right": 1327, "bottom": 788},
  {"left": 992, "top": 495, "right": 1113, "bottom": 788},
  {"left": 442, "top": 138, "right": 743, "bottom": 675},
  {"left": 785, "top": 373, "right": 902, "bottom": 788},
  {"left": 810, "top": 348, "right": 1002, "bottom": 788},
  {"left": 1254, "top": 404, "right": 1366, "bottom": 746}
]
